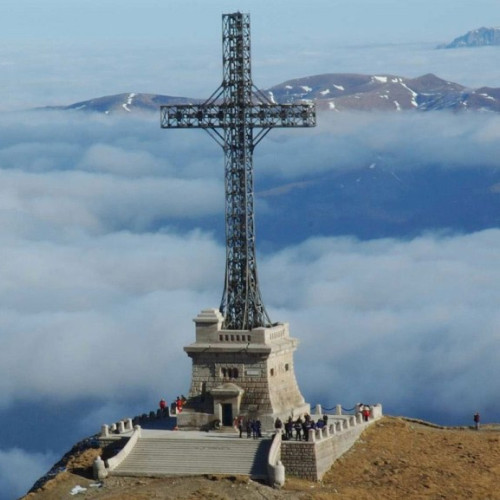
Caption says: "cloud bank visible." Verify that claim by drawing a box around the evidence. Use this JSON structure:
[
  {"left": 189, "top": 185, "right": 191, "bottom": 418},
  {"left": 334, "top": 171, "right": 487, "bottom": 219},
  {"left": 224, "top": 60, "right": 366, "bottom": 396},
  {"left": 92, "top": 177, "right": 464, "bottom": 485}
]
[
  {"left": 260, "top": 111, "right": 500, "bottom": 179},
  {"left": 0, "top": 110, "right": 499, "bottom": 413},
  {"left": 262, "top": 231, "right": 500, "bottom": 423}
]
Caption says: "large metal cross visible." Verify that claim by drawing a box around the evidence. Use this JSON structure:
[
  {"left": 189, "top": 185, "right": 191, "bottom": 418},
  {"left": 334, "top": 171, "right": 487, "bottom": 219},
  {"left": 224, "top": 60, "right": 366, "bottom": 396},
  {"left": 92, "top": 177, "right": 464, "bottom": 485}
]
[{"left": 161, "top": 12, "right": 316, "bottom": 331}]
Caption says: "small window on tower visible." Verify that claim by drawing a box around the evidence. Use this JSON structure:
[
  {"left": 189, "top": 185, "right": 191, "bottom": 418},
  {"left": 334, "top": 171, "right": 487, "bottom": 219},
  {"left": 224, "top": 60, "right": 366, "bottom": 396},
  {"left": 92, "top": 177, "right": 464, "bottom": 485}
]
[
  {"left": 285, "top": 363, "right": 289, "bottom": 371},
  {"left": 270, "top": 368, "right": 275, "bottom": 376}
]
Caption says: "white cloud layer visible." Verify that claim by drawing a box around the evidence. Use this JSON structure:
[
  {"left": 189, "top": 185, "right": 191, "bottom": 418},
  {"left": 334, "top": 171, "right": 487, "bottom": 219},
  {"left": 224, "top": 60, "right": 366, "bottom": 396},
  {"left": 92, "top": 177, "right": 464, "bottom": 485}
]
[
  {"left": 2, "top": 220, "right": 500, "bottom": 423},
  {"left": 0, "top": 110, "right": 499, "bottom": 422},
  {"left": 261, "top": 230, "right": 500, "bottom": 421},
  {"left": 0, "top": 447, "right": 57, "bottom": 500},
  {"left": 261, "top": 111, "right": 500, "bottom": 178}
]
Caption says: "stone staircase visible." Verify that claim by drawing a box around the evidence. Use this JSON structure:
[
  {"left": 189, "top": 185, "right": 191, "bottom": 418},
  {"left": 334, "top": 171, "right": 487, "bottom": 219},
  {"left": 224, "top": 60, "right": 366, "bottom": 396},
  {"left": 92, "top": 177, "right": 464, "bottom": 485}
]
[{"left": 111, "top": 436, "right": 272, "bottom": 478}]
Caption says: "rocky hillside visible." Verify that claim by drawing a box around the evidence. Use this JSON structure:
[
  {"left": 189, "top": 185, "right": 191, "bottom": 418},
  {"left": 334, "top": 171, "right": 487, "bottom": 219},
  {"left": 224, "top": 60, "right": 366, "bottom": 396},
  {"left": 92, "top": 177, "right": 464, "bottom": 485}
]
[
  {"left": 22, "top": 417, "right": 500, "bottom": 499},
  {"left": 438, "top": 26, "right": 500, "bottom": 48},
  {"left": 43, "top": 73, "right": 500, "bottom": 115}
]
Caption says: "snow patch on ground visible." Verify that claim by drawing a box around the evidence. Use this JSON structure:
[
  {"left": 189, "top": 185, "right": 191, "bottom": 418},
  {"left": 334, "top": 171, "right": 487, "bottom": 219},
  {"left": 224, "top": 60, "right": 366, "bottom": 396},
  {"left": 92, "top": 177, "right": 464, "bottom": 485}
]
[
  {"left": 301, "top": 85, "right": 312, "bottom": 92},
  {"left": 399, "top": 82, "right": 418, "bottom": 107},
  {"left": 333, "top": 84, "right": 345, "bottom": 91},
  {"left": 320, "top": 89, "right": 330, "bottom": 96},
  {"left": 373, "top": 76, "right": 388, "bottom": 83},
  {"left": 122, "top": 93, "right": 136, "bottom": 113}
]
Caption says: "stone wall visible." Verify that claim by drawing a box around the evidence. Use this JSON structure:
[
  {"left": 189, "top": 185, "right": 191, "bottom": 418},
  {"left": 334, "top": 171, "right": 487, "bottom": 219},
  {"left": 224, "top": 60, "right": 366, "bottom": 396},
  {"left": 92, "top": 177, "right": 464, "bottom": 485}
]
[
  {"left": 281, "top": 407, "right": 382, "bottom": 481},
  {"left": 188, "top": 351, "right": 273, "bottom": 414},
  {"left": 281, "top": 441, "right": 313, "bottom": 479}
]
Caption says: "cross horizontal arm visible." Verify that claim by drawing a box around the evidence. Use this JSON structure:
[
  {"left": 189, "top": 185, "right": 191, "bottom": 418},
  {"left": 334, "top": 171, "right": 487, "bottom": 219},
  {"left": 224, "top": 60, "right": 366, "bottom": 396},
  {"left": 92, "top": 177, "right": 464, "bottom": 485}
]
[
  {"left": 161, "top": 104, "right": 224, "bottom": 129},
  {"left": 250, "top": 103, "right": 316, "bottom": 128},
  {"left": 161, "top": 102, "right": 316, "bottom": 129}
]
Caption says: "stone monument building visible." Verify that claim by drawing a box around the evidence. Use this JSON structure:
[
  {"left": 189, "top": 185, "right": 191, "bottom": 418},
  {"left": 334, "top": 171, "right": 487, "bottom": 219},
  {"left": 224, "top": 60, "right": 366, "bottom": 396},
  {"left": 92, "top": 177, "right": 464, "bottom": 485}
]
[{"left": 179, "top": 309, "right": 309, "bottom": 429}]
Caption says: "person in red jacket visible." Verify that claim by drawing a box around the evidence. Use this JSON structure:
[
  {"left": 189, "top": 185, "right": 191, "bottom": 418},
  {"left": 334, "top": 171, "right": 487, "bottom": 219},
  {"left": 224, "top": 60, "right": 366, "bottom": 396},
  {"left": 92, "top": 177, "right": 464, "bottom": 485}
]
[
  {"left": 176, "top": 396, "right": 183, "bottom": 413},
  {"left": 362, "top": 405, "right": 371, "bottom": 422}
]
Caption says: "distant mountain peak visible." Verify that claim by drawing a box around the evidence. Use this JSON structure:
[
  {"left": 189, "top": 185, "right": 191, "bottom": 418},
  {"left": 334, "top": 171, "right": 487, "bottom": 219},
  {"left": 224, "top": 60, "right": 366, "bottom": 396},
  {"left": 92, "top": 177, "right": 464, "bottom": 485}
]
[{"left": 438, "top": 26, "right": 500, "bottom": 49}]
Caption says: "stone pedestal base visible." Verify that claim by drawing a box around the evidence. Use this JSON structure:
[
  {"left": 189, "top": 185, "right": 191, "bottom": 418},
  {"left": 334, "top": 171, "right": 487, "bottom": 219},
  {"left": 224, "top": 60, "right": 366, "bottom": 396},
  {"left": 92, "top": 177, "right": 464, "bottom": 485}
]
[{"left": 180, "top": 309, "right": 310, "bottom": 430}]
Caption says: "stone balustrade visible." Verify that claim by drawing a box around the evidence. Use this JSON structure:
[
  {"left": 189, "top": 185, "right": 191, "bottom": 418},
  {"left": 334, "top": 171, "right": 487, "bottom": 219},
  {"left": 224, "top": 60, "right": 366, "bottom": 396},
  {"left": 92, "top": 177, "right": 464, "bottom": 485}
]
[
  {"left": 100, "top": 418, "right": 134, "bottom": 438},
  {"left": 267, "top": 431, "right": 285, "bottom": 488},
  {"left": 281, "top": 403, "right": 383, "bottom": 481},
  {"left": 105, "top": 425, "right": 142, "bottom": 471},
  {"left": 99, "top": 407, "right": 172, "bottom": 440}
]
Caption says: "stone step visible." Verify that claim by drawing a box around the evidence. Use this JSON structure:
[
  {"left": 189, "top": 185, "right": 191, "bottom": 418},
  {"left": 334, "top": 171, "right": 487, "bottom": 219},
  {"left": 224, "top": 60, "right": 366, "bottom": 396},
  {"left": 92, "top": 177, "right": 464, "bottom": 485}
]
[{"left": 112, "top": 436, "right": 271, "bottom": 478}]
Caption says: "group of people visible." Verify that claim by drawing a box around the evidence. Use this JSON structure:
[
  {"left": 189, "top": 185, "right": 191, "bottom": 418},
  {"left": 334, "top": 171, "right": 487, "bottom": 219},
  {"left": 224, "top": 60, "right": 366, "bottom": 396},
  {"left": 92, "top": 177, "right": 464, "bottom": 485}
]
[
  {"left": 232, "top": 416, "right": 262, "bottom": 438},
  {"left": 356, "top": 403, "right": 373, "bottom": 422},
  {"left": 276, "top": 414, "right": 329, "bottom": 441},
  {"left": 158, "top": 395, "right": 187, "bottom": 416},
  {"left": 231, "top": 413, "right": 330, "bottom": 441}
]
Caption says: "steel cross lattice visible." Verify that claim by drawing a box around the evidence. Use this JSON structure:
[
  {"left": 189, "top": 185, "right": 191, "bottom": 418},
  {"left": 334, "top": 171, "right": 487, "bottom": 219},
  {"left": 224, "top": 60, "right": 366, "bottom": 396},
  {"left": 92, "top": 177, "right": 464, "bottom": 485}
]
[{"left": 161, "top": 12, "right": 316, "bottom": 330}]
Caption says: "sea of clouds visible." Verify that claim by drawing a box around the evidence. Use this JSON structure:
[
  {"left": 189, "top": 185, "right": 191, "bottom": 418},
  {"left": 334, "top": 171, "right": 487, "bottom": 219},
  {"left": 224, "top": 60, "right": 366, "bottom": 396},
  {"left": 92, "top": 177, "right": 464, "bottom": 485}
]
[{"left": 1, "top": 108, "right": 500, "bottom": 497}]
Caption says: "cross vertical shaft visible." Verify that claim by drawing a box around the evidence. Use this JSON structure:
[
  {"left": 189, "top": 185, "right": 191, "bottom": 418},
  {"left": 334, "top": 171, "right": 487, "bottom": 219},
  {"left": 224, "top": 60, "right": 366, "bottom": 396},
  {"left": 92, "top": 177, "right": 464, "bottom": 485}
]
[
  {"left": 221, "top": 13, "right": 265, "bottom": 330},
  {"left": 161, "top": 12, "right": 316, "bottom": 331}
]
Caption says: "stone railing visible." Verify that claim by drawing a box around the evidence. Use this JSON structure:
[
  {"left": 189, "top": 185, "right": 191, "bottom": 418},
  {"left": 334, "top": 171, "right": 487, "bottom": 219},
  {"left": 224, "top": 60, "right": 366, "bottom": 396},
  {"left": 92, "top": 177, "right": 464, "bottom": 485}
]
[
  {"left": 308, "top": 413, "right": 360, "bottom": 442},
  {"left": 100, "top": 417, "right": 135, "bottom": 438},
  {"left": 308, "top": 403, "right": 383, "bottom": 443},
  {"left": 99, "top": 408, "right": 172, "bottom": 440},
  {"left": 281, "top": 403, "right": 383, "bottom": 481},
  {"left": 267, "top": 431, "right": 285, "bottom": 488},
  {"left": 106, "top": 425, "right": 142, "bottom": 471}
]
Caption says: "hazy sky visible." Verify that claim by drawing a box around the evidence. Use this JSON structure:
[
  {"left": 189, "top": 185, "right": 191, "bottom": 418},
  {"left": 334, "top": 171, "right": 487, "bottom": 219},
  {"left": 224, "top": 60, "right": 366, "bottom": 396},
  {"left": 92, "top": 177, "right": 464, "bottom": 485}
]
[
  {"left": 3, "top": 0, "right": 499, "bottom": 43},
  {"left": 2, "top": 1, "right": 500, "bottom": 498},
  {"left": 2, "top": 0, "right": 500, "bottom": 110}
]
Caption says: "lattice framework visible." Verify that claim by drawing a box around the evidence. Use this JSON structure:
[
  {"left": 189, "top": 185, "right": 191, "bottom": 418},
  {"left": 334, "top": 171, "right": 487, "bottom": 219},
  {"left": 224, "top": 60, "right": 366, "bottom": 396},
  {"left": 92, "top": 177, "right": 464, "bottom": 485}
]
[{"left": 161, "top": 13, "right": 316, "bottom": 330}]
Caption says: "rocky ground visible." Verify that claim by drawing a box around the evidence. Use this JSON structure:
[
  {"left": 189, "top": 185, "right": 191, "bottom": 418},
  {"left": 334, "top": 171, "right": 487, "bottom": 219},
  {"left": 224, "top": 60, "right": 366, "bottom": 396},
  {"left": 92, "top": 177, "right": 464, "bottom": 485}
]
[{"left": 22, "top": 416, "right": 500, "bottom": 500}]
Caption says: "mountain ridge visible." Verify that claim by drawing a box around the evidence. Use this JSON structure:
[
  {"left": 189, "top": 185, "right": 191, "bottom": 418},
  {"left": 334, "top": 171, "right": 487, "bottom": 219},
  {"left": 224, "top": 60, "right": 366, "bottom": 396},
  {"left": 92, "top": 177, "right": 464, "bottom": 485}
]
[{"left": 42, "top": 72, "right": 500, "bottom": 115}]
